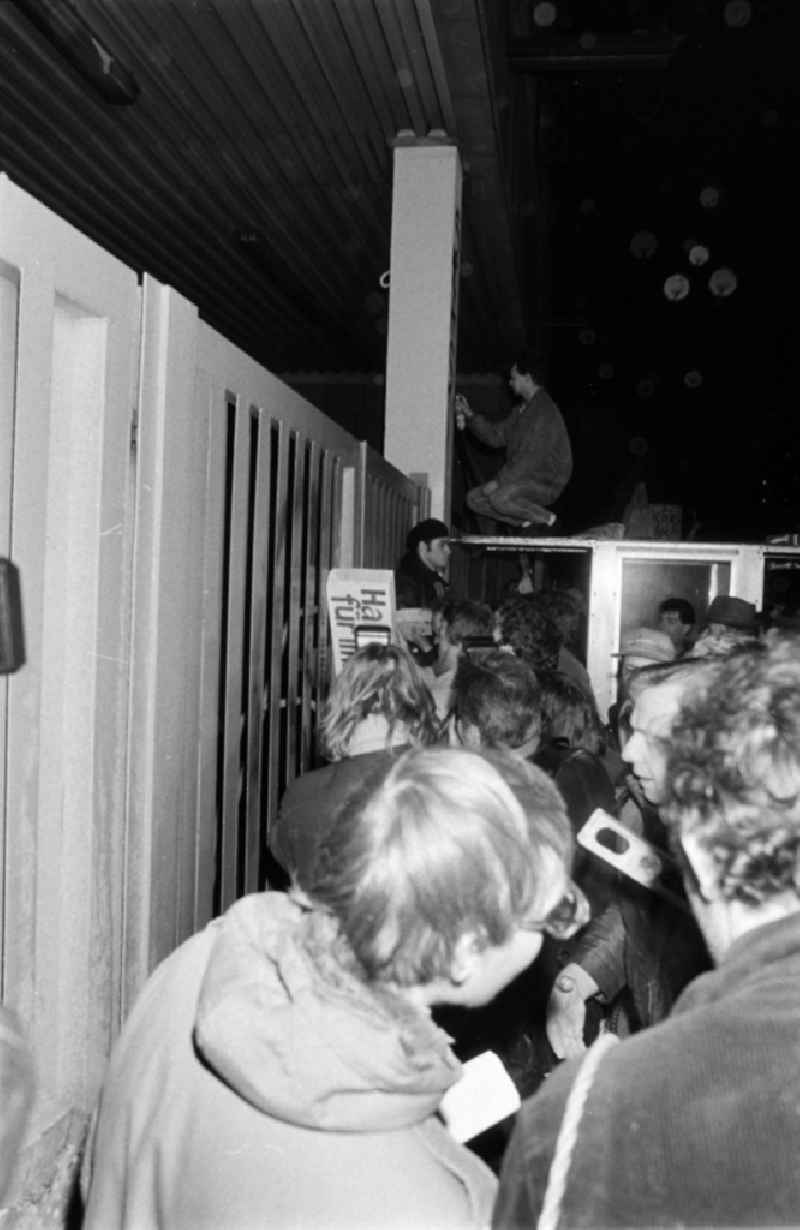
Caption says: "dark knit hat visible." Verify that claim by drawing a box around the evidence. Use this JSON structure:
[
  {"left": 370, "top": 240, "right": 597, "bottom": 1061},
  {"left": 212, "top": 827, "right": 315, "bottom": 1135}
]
[
  {"left": 705, "top": 595, "right": 758, "bottom": 632},
  {"left": 406, "top": 518, "right": 451, "bottom": 551}
]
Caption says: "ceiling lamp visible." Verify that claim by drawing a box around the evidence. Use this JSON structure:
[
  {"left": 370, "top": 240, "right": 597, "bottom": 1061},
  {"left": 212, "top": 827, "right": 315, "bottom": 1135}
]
[
  {"left": 533, "top": 2, "right": 558, "bottom": 27},
  {"left": 708, "top": 268, "right": 738, "bottom": 297},
  {"left": 724, "top": 1, "right": 751, "bottom": 28},
  {"left": 688, "top": 244, "right": 710, "bottom": 266},
  {"left": 11, "top": 0, "right": 139, "bottom": 104},
  {"left": 664, "top": 274, "right": 690, "bottom": 301},
  {"left": 630, "top": 230, "right": 659, "bottom": 259}
]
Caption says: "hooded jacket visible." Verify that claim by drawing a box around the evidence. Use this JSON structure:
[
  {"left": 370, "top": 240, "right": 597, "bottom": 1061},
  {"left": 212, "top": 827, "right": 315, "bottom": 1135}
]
[{"left": 83, "top": 891, "right": 496, "bottom": 1229}]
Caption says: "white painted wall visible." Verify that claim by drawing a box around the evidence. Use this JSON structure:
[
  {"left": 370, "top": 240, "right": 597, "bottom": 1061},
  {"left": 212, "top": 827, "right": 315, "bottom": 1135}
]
[{"left": 384, "top": 141, "right": 462, "bottom": 522}]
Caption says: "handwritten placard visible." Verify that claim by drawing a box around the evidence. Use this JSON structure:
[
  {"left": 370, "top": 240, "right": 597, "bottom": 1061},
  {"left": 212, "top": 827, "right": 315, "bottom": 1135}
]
[{"left": 326, "top": 569, "right": 396, "bottom": 677}]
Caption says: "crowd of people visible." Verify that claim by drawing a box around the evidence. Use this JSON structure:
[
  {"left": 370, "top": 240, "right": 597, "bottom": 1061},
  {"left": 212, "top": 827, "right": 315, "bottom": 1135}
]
[{"left": 77, "top": 521, "right": 800, "bottom": 1228}]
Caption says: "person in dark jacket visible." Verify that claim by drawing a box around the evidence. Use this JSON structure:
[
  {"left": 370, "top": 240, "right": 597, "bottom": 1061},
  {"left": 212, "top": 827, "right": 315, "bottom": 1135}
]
[
  {"left": 544, "top": 656, "right": 713, "bottom": 1061},
  {"left": 456, "top": 354, "right": 572, "bottom": 530},
  {"left": 394, "top": 518, "right": 453, "bottom": 666},
  {"left": 494, "top": 634, "right": 800, "bottom": 1229},
  {"left": 394, "top": 518, "right": 451, "bottom": 611}
]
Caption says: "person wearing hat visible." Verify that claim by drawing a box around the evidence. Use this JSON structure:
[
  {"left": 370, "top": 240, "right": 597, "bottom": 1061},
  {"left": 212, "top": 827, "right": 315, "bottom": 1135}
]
[
  {"left": 615, "top": 626, "right": 676, "bottom": 695},
  {"left": 455, "top": 353, "right": 572, "bottom": 531},
  {"left": 692, "top": 595, "right": 760, "bottom": 658},
  {"left": 704, "top": 594, "right": 758, "bottom": 634}
]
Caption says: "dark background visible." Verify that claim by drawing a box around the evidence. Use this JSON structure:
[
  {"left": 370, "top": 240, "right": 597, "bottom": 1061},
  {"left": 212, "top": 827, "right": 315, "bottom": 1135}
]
[{"left": 504, "top": 0, "right": 797, "bottom": 539}]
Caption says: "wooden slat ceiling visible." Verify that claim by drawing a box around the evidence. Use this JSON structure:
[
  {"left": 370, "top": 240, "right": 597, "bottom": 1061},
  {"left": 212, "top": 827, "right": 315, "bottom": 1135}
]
[{"left": 0, "top": 0, "right": 529, "bottom": 375}]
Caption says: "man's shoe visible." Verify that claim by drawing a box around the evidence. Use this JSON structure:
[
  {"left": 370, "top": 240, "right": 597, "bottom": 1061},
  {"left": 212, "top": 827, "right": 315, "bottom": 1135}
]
[{"left": 518, "top": 513, "right": 557, "bottom": 530}]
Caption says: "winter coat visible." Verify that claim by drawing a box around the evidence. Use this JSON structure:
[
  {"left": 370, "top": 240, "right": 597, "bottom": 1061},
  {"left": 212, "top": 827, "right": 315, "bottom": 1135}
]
[
  {"left": 394, "top": 551, "right": 449, "bottom": 610},
  {"left": 83, "top": 891, "right": 496, "bottom": 1230},
  {"left": 493, "top": 911, "right": 800, "bottom": 1228},
  {"left": 466, "top": 389, "right": 572, "bottom": 492}
]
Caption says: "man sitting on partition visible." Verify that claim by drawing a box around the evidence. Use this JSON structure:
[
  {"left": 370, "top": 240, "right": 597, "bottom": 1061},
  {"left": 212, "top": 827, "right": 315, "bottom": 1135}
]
[{"left": 455, "top": 353, "right": 572, "bottom": 532}]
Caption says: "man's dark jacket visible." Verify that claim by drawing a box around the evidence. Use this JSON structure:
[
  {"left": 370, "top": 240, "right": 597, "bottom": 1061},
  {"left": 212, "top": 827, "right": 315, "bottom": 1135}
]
[
  {"left": 494, "top": 912, "right": 800, "bottom": 1228},
  {"left": 394, "top": 552, "right": 448, "bottom": 610}
]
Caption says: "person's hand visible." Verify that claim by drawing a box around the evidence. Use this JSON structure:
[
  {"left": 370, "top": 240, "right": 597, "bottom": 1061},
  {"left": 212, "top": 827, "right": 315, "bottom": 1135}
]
[
  {"left": 482, "top": 479, "right": 499, "bottom": 495},
  {"left": 546, "top": 964, "right": 599, "bottom": 1059},
  {"left": 454, "top": 393, "right": 472, "bottom": 429},
  {"left": 403, "top": 626, "right": 433, "bottom": 653},
  {"left": 395, "top": 609, "right": 434, "bottom": 654}
]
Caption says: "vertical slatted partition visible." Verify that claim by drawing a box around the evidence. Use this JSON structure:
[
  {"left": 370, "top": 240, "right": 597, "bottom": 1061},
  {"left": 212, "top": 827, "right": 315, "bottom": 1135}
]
[
  {"left": 131, "top": 286, "right": 369, "bottom": 978},
  {"left": 353, "top": 440, "right": 428, "bottom": 569},
  {"left": 192, "top": 323, "right": 362, "bottom": 919},
  {"left": 213, "top": 412, "right": 347, "bottom": 910}
]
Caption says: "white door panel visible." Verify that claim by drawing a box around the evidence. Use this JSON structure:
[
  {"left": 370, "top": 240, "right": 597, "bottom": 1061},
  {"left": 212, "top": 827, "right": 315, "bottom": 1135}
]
[{"left": 0, "top": 174, "right": 140, "bottom": 1128}]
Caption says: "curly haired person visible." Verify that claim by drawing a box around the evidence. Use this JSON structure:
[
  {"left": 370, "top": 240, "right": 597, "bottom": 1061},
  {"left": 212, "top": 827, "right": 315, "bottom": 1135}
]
[{"left": 494, "top": 634, "right": 800, "bottom": 1228}]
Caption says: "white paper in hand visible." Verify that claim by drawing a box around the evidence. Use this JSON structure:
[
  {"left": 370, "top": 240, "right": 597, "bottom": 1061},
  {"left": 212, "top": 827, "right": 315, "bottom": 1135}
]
[{"left": 439, "top": 1051, "right": 521, "bottom": 1143}]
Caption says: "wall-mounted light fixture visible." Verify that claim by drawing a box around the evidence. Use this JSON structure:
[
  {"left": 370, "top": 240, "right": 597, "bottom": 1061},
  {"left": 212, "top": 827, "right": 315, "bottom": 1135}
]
[{"left": 11, "top": 0, "right": 140, "bottom": 104}]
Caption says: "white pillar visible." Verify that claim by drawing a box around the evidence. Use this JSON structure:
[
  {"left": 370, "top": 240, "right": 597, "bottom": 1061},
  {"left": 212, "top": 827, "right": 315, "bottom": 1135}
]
[{"left": 384, "top": 137, "right": 462, "bottom": 522}]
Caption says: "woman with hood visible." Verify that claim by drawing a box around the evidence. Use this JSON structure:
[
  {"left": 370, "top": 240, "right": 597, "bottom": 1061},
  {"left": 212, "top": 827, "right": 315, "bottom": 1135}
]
[{"left": 82, "top": 746, "right": 579, "bottom": 1229}]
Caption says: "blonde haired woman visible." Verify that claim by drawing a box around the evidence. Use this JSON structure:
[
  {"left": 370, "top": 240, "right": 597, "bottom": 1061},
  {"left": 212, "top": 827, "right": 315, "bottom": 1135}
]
[{"left": 270, "top": 643, "right": 437, "bottom": 884}]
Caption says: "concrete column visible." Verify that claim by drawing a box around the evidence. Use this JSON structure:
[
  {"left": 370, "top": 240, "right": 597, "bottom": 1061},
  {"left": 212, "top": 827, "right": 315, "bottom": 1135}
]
[{"left": 383, "top": 136, "right": 462, "bottom": 522}]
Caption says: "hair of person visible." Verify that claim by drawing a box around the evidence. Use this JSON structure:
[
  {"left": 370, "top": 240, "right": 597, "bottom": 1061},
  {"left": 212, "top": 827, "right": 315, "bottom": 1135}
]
[
  {"left": 538, "top": 670, "right": 604, "bottom": 756},
  {"left": 690, "top": 626, "right": 761, "bottom": 659},
  {"left": 496, "top": 593, "right": 561, "bottom": 672},
  {"left": 665, "top": 634, "right": 800, "bottom": 906},
  {"left": 625, "top": 653, "right": 723, "bottom": 703},
  {"left": 451, "top": 650, "right": 541, "bottom": 749},
  {"left": 511, "top": 350, "right": 546, "bottom": 383},
  {"left": 439, "top": 598, "right": 494, "bottom": 646},
  {"left": 658, "top": 597, "right": 696, "bottom": 625},
  {"left": 306, "top": 746, "right": 572, "bottom": 986},
  {"left": 404, "top": 517, "right": 450, "bottom": 554},
  {"left": 320, "top": 643, "right": 437, "bottom": 760},
  {"left": 538, "top": 588, "right": 581, "bottom": 624}
]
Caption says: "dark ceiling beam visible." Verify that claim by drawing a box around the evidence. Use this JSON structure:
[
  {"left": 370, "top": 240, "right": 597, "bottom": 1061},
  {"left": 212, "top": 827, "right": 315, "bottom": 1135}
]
[
  {"left": 509, "top": 33, "right": 686, "bottom": 73},
  {"left": 432, "top": 0, "right": 527, "bottom": 364},
  {"left": 10, "top": 0, "right": 139, "bottom": 103}
]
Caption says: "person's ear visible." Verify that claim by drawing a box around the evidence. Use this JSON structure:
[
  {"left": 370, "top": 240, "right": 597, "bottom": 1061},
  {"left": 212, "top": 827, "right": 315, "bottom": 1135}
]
[{"left": 449, "top": 932, "right": 483, "bottom": 986}]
